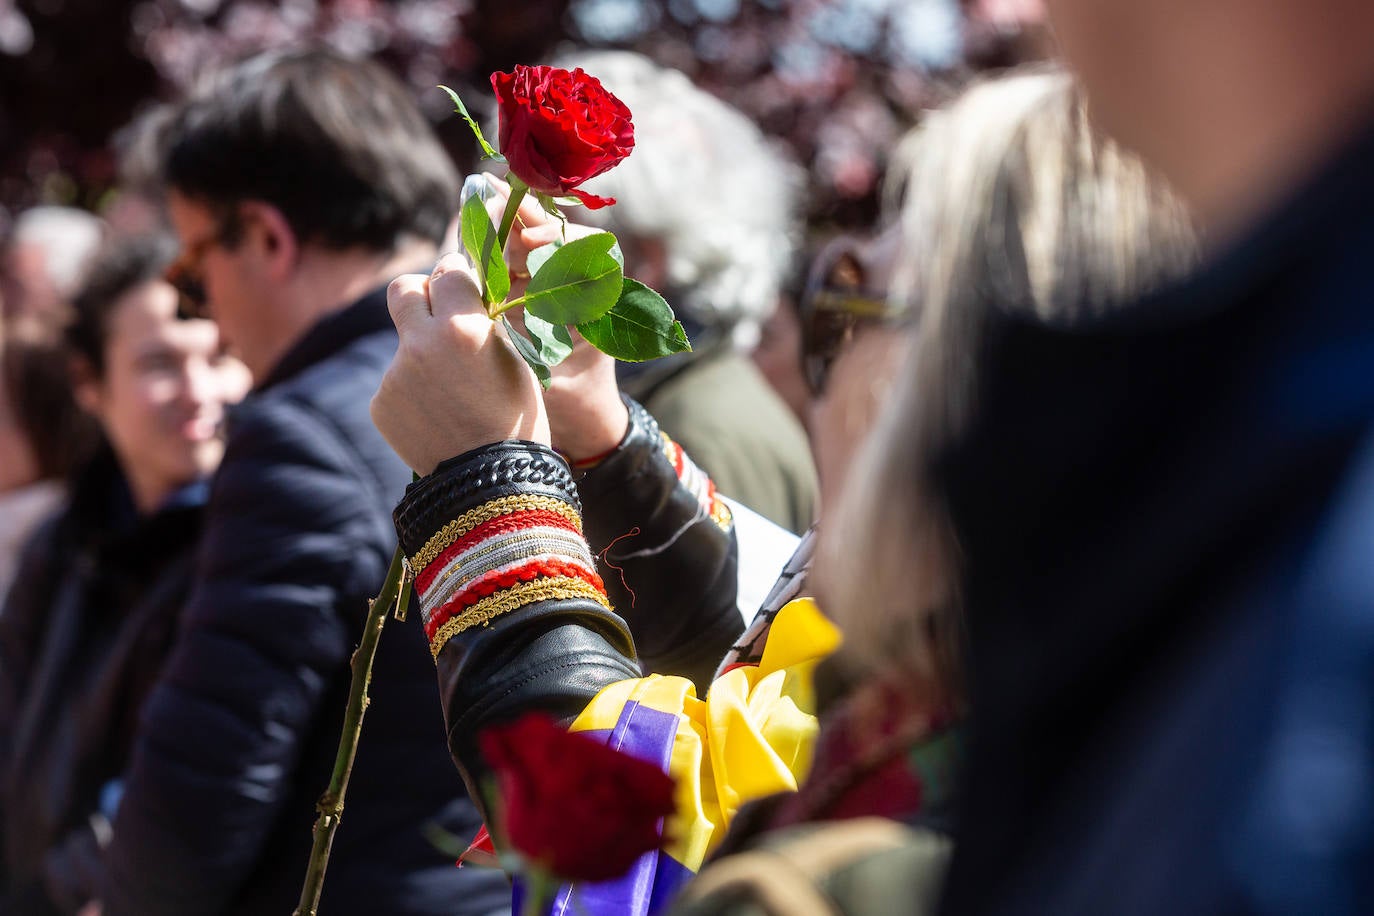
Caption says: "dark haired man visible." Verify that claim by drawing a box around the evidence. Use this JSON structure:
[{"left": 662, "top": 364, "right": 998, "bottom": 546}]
[
  {"left": 937, "top": 1, "right": 1374, "bottom": 912},
  {"left": 97, "top": 51, "right": 509, "bottom": 915}
]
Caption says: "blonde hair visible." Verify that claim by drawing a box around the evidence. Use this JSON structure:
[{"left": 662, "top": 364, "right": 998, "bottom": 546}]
[{"left": 815, "top": 69, "right": 1197, "bottom": 695}]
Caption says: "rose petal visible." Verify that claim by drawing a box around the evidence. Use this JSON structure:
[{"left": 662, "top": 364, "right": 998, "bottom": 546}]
[
  {"left": 457, "top": 825, "right": 500, "bottom": 869},
  {"left": 569, "top": 189, "right": 617, "bottom": 209}
]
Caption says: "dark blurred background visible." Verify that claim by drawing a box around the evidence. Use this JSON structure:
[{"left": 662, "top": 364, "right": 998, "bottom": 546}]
[{"left": 0, "top": 0, "right": 1049, "bottom": 237}]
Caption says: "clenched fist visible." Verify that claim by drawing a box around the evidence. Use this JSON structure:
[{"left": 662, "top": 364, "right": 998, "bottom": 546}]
[{"left": 370, "top": 253, "right": 550, "bottom": 475}]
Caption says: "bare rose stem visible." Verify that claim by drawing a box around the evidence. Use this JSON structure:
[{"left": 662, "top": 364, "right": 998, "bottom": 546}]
[
  {"left": 495, "top": 179, "right": 528, "bottom": 263},
  {"left": 296, "top": 176, "right": 532, "bottom": 913},
  {"left": 294, "top": 521, "right": 411, "bottom": 914},
  {"left": 487, "top": 177, "right": 528, "bottom": 317},
  {"left": 522, "top": 871, "right": 557, "bottom": 916}
]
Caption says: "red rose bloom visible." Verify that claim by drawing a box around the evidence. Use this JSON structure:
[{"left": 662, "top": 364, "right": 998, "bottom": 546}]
[
  {"left": 491, "top": 65, "right": 634, "bottom": 210},
  {"left": 480, "top": 713, "right": 675, "bottom": 882}
]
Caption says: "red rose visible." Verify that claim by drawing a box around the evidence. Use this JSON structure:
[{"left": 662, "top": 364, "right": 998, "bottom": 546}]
[
  {"left": 480, "top": 713, "right": 675, "bottom": 882},
  {"left": 491, "top": 65, "right": 634, "bottom": 210}
]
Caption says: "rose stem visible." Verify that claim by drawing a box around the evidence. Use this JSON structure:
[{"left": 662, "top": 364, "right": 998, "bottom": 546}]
[
  {"left": 294, "top": 527, "right": 411, "bottom": 913},
  {"left": 295, "top": 176, "right": 526, "bottom": 908},
  {"left": 494, "top": 178, "right": 528, "bottom": 273},
  {"left": 486, "top": 177, "right": 530, "bottom": 320}
]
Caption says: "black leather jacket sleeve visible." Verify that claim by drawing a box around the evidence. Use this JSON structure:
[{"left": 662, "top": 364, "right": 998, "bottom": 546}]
[
  {"left": 574, "top": 397, "right": 742, "bottom": 689},
  {"left": 394, "top": 416, "right": 742, "bottom": 816},
  {"left": 394, "top": 441, "right": 641, "bottom": 806}
]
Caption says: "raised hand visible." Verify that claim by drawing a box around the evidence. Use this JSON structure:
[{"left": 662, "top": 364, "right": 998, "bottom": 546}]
[
  {"left": 371, "top": 253, "right": 550, "bottom": 474},
  {"left": 476, "top": 173, "right": 630, "bottom": 463}
]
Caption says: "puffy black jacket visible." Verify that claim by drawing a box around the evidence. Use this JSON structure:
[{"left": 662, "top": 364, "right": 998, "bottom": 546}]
[
  {"left": 1, "top": 451, "right": 203, "bottom": 916},
  {"left": 101, "top": 290, "right": 509, "bottom": 916},
  {"left": 937, "top": 115, "right": 1374, "bottom": 913}
]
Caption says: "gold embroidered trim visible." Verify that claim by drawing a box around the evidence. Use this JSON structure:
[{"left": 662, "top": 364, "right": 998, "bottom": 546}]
[
  {"left": 428, "top": 576, "right": 611, "bottom": 660},
  {"left": 410, "top": 494, "right": 582, "bottom": 570},
  {"left": 661, "top": 432, "right": 732, "bottom": 533},
  {"left": 710, "top": 496, "right": 733, "bottom": 532},
  {"left": 424, "top": 532, "right": 593, "bottom": 602}
]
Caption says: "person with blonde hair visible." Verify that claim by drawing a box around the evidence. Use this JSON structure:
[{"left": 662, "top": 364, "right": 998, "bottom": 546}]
[
  {"left": 939, "top": 0, "right": 1374, "bottom": 910},
  {"left": 816, "top": 68, "right": 1195, "bottom": 690}
]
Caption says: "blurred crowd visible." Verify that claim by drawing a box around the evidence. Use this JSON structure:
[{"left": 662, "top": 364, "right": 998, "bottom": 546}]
[{"left": 3, "top": 0, "right": 1374, "bottom": 915}]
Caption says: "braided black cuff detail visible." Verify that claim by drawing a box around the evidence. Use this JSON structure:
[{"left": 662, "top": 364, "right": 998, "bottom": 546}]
[{"left": 393, "top": 440, "right": 580, "bottom": 557}]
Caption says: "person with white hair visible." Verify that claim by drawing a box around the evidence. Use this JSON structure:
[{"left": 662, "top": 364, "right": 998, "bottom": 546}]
[
  {"left": 2, "top": 205, "right": 104, "bottom": 321},
  {"left": 557, "top": 49, "right": 819, "bottom": 536}
]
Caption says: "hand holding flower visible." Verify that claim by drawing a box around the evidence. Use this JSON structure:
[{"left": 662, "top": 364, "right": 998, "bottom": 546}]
[
  {"left": 371, "top": 254, "right": 550, "bottom": 475},
  {"left": 477, "top": 173, "right": 630, "bottom": 463},
  {"left": 300, "top": 65, "right": 685, "bottom": 916},
  {"left": 440, "top": 66, "right": 690, "bottom": 385}
]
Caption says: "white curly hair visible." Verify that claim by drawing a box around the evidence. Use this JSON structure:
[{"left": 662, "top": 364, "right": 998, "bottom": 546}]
[
  {"left": 552, "top": 49, "right": 803, "bottom": 349},
  {"left": 9, "top": 206, "right": 105, "bottom": 298}
]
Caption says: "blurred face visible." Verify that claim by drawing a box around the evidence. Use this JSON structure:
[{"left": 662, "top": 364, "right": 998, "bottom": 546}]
[
  {"left": 801, "top": 229, "right": 910, "bottom": 513},
  {"left": 799, "top": 229, "right": 902, "bottom": 400},
  {"left": 76, "top": 279, "right": 250, "bottom": 512},
  {"left": 1041, "top": 0, "right": 1167, "bottom": 155},
  {"left": 809, "top": 324, "right": 911, "bottom": 516},
  {"left": 165, "top": 191, "right": 267, "bottom": 378},
  {"left": 3, "top": 242, "right": 62, "bottom": 320}
]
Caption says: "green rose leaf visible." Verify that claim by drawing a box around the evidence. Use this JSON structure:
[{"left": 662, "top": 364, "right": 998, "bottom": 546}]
[
  {"left": 461, "top": 193, "right": 510, "bottom": 306},
  {"left": 576, "top": 278, "right": 692, "bottom": 362},
  {"left": 529, "top": 234, "right": 620, "bottom": 276},
  {"left": 523, "top": 310, "right": 574, "bottom": 367},
  {"left": 525, "top": 237, "right": 564, "bottom": 278},
  {"left": 438, "top": 85, "right": 501, "bottom": 161},
  {"left": 501, "top": 316, "right": 552, "bottom": 389},
  {"left": 522, "top": 232, "right": 624, "bottom": 326}
]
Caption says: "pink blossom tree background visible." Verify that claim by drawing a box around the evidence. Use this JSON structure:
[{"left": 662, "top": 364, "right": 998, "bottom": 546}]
[{"left": 0, "top": 0, "right": 1047, "bottom": 236}]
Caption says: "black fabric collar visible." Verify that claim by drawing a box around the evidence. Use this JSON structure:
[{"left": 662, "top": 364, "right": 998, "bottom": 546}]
[
  {"left": 62, "top": 445, "right": 208, "bottom": 574},
  {"left": 256, "top": 283, "right": 396, "bottom": 392}
]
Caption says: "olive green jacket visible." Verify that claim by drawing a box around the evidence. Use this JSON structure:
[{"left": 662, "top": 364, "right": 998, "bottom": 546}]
[{"left": 625, "top": 347, "right": 818, "bottom": 535}]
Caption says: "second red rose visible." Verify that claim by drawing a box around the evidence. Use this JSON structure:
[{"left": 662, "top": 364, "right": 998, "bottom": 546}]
[{"left": 480, "top": 712, "right": 675, "bottom": 883}]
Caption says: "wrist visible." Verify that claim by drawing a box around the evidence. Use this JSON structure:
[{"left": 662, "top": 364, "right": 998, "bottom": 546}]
[
  {"left": 395, "top": 440, "right": 580, "bottom": 560},
  {"left": 392, "top": 440, "right": 612, "bottom": 660},
  {"left": 552, "top": 397, "right": 631, "bottom": 466}
]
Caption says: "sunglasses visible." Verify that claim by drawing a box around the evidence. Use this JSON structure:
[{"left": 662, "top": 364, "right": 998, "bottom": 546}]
[
  {"left": 798, "top": 242, "right": 904, "bottom": 396},
  {"left": 164, "top": 212, "right": 243, "bottom": 320}
]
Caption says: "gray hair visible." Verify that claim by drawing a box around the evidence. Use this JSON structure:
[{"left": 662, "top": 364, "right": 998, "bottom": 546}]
[
  {"left": 554, "top": 49, "right": 802, "bottom": 348},
  {"left": 10, "top": 206, "right": 105, "bottom": 298}
]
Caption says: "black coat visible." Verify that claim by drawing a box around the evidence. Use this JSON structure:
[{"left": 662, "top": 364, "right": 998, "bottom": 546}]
[
  {"left": 938, "top": 114, "right": 1374, "bottom": 913},
  {"left": 1, "top": 453, "right": 203, "bottom": 915},
  {"left": 101, "top": 290, "right": 509, "bottom": 916}
]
